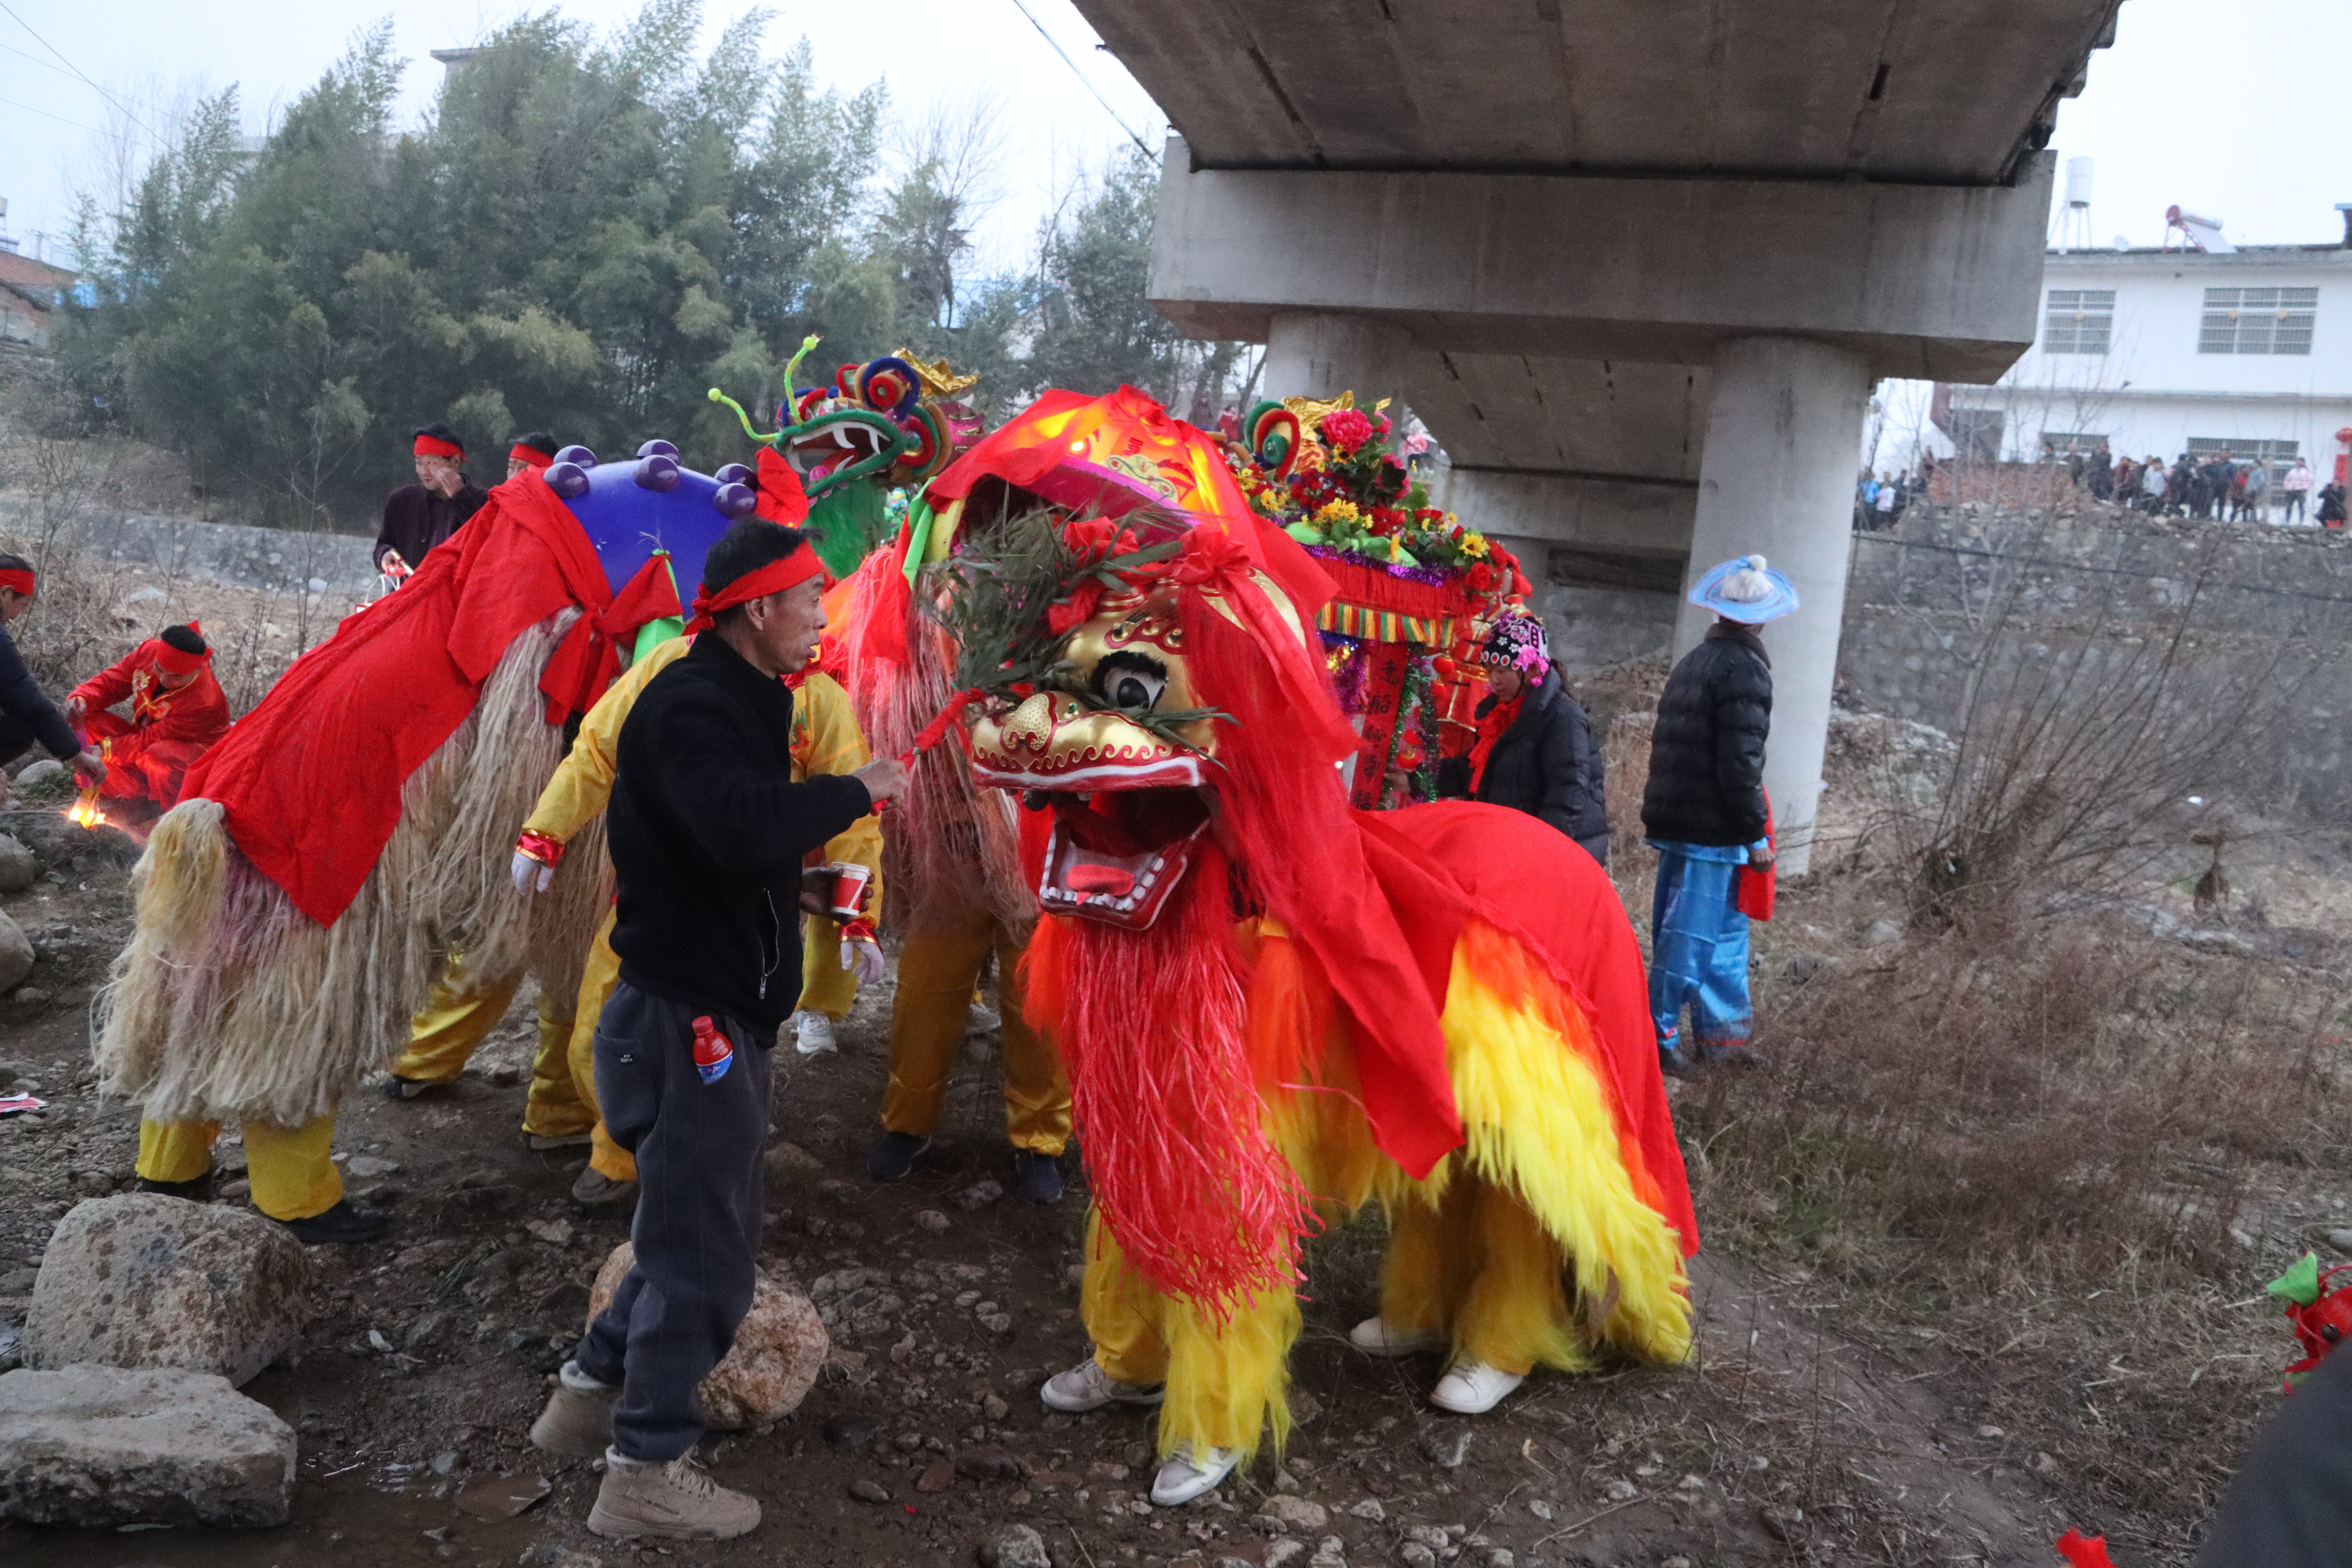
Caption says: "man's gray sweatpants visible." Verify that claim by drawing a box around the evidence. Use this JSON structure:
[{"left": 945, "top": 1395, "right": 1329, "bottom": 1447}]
[{"left": 571, "top": 981, "right": 772, "bottom": 1461}]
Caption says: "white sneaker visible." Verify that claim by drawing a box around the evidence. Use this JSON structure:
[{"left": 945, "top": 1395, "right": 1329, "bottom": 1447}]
[
  {"left": 793, "top": 1012, "right": 838, "bottom": 1055},
  {"left": 1038, "top": 1357, "right": 1165, "bottom": 1413},
  {"left": 1149, "top": 1442, "right": 1241, "bottom": 1506},
  {"left": 1429, "top": 1358, "right": 1524, "bottom": 1415},
  {"left": 1348, "top": 1316, "right": 1446, "bottom": 1358}
]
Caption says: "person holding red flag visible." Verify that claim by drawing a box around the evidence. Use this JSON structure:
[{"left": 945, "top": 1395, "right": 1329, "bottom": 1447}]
[
  {"left": 374, "top": 423, "right": 488, "bottom": 583},
  {"left": 62, "top": 623, "right": 230, "bottom": 822}
]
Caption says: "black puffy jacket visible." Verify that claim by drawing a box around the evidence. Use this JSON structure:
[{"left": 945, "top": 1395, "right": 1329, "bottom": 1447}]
[
  {"left": 1640, "top": 622, "right": 1771, "bottom": 847},
  {"left": 1439, "top": 666, "right": 1608, "bottom": 846}
]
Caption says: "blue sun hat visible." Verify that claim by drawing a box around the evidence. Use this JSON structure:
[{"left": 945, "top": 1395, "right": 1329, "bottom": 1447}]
[{"left": 1688, "top": 554, "right": 1799, "bottom": 623}]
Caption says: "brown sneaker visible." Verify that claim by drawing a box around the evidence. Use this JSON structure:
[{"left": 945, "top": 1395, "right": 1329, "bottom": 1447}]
[
  {"left": 587, "top": 1454, "right": 760, "bottom": 1541},
  {"left": 529, "top": 1363, "right": 617, "bottom": 1459}
]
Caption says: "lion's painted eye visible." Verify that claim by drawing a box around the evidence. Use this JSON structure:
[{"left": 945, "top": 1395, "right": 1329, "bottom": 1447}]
[{"left": 1094, "top": 652, "right": 1167, "bottom": 712}]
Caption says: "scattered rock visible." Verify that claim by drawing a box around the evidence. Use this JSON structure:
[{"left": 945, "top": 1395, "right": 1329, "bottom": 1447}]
[
  {"left": 917, "top": 1457, "right": 956, "bottom": 1493},
  {"left": 1289, "top": 1387, "right": 1323, "bottom": 1427},
  {"left": 1265, "top": 1541, "right": 1309, "bottom": 1568},
  {"left": 0, "top": 1365, "right": 296, "bottom": 1527},
  {"left": 765, "top": 1141, "right": 824, "bottom": 1182},
  {"left": 848, "top": 1477, "right": 891, "bottom": 1504},
  {"left": 982, "top": 1392, "right": 1010, "bottom": 1421},
  {"left": 956, "top": 1179, "right": 1004, "bottom": 1211},
  {"left": 914, "top": 1209, "right": 951, "bottom": 1233},
  {"left": 587, "top": 1244, "right": 826, "bottom": 1427},
  {"left": 1663, "top": 1558, "right": 1694, "bottom": 1568},
  {"left": 25, "top": 1195, "right": 311, "bottom": 1386},
  {"left": 1603, "top": 1478, "right": 1637, "bottom": 1501},
  {"left": 1780, "top": 953, "right": 1838, "bottom": 984},
  {"left": 1421, "top": 1423, "right": 1473, "bottom": 1469},
  {"left": 1399, "top": 1545, "right": 1438, "bottom": 1568},
  {"left": 956, "top": 1446, "right": 1024, "bottom": 1483},
  {"left": 0, "top": 909, "right": 31, "bottom": 993},
  {"left": 524, "top": 1218, "right": 573, "bottom": 1245},
  {"left": 2327, "top": 1228, "right": 2352, "bottom": 1254},
  {"left": 0, "top": 1326, "right": 20, "bottom": 1372},
  {"left": 824, "top": 1412, "right": 882, "bottom": 1450},
  {"left": 2031, "top": 1451, "right": 2060, "bottom": 1475},
  {"left": 536, "top": 1280, "right": 591, "bottom": 1320},
  {"left": 1525, "top": 1498, "right": 1554, "bottom": 1521},
  {"left": 1087, "top": 1460, "right": 1130, "bottom": 1482},
  {"left": 402, "top": 1313, "right": 452, "bottom": 1352},
  {"left": 1349, "top": 1497, "right": 1387, "bottom": 1521},
  {"left": 344, "top": 1154, "right": 399, "bottom": 1179},
  {"left": 1257, "top": 1495, "right": 1328, "bottom": 1532},
  {"left": 978, "top": 1522, "right": 1053, "bottom": 1568},
  {"left": 484, "top": 1063, "right": 523, "bottom": 1087},
  {"left": 1860, "top": 917, "right": 1905, "bottom": 948},
  {"left": 9, "top": 987, "right": 51, "bottom": 1008},
  {"left": 13, "top": 760, "right": 69, "bottom": 801},
  {"left": 0, "top": 834, "right": 33, "bottom": 892}
]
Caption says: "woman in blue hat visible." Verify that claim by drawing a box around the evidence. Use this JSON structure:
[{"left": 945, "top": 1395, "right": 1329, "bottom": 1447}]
[{"left": 1639, "top": 554, "right": 1797, "bottom": 1074}]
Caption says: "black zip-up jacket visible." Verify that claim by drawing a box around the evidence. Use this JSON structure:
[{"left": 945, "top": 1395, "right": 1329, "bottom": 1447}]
[
  {"left": 608, "top": 632, "right": 872, "bottom": 1031},
  {"left": 374, "top": 481, "right": 487, "bottom": 571},
  {"left": 1456, "top": 666, "right": 1608, "bottom": 844},
  {"left": 0, "top": 622, "right": 79, "bottom": 762},
  {"left": 1639, "top": 621, "right": 1772, "bottom": 848}
]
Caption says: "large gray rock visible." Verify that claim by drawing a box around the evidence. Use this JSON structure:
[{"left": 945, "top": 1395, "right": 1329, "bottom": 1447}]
[
  {"left": 11, "top": 759, "right": 69, "bottom": 802},
  {"left": 588, "top": 1243, "right": 827, "bottom": 1427},
  {"left": 25, "top": 1195, "right": 312, "bottom": 1386},
  {"left": 0, "top": 909, "right": 27, "bottom": 992},
  {"left": 0, "top": 833, "right": 34, "bottom": 892},
  {"left": 0, "top": 1364, "right": 296, "bottom": 1527}
]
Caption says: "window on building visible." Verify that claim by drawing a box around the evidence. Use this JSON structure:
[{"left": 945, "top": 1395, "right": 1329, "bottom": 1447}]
[
  {"left": 2043, "top": 289, "right": 2114, "bottom": 354},
  {"left": 2185, "top": 436, "right": 2300, "bottom": 480},
  {"left": 2198, "top": 287, "right": 2318, "bottom": 354}
]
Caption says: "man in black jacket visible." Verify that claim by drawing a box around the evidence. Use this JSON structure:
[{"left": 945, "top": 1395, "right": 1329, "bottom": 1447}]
[
  {"left": 374, "top": 424, "right": 488, "bottom": 582},
  {"left": 1640, "top": 554, "right": 1795, "bottom": 1074},
  {"left": 526, "top": 517, "right": 906, "bottom": 1541},
  {"left": 1441, "top": 610, "right": 1609, "bottom": 866},
  {"left": 0, "top": 555, "right": 106, "bottom": 785}
]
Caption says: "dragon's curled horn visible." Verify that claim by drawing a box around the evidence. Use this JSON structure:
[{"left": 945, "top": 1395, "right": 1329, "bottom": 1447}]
[{"left": 706, "top": 334, "right": 823, "bottom": 446}]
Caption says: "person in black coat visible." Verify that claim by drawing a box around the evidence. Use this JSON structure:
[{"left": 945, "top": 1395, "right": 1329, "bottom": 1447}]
[
  {"left": 0, "top": 555, "right": 106, "bottom": 785},
  {"left": 526, "top": 518, "right": 906, "bottom": 1542},
  {"left": 1640, "top": 553, "right": 1794, "bottom": 1074},
  {"left": 374, "top": 424, "right": 489, "bottom": 581},
  {"left": 1441, "top": 610, "right": 1609, "bottom": 866}
]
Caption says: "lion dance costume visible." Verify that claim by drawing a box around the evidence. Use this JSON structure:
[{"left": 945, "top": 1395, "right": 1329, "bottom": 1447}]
[
  {"left": 101, "top": 442, "right": 767, "bottom": 1233},
  {"left": 922, "top": 389, "right": 1697, "bottom": 1501}
]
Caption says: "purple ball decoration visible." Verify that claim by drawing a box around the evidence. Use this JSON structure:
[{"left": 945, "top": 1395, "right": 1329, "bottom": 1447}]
[
  {"left": 544, "top": 461, "right": 591, "bottom": 499},
  {"left": 553, "top": 445, "right": 596, "bottom": 469},
  {"left": 636, "top": 439, "right": 680, "bottom": 461},
  {"left": 714, "top": 463, "right": 752, "bottom": 487},
  {"left": 711, "top": 482, "right": 758, "bottom": 518},
  {"left": 634, "top": 454, "right": 682, "bottom": 493}
]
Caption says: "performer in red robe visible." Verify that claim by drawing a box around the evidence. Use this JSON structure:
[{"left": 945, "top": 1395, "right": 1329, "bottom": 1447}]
[{"left": 64, "top": 624, "right": 230, "bottom": 815}]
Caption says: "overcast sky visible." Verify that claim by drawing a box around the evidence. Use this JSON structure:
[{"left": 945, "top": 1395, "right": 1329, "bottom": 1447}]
[{"left": 1, "top": 0, "right": 2344, "bottom": 267}]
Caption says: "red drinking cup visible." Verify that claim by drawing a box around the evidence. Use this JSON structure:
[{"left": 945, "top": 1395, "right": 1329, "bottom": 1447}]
[{"left": 828, "top": 862, "right": 872, "bottom": 923}]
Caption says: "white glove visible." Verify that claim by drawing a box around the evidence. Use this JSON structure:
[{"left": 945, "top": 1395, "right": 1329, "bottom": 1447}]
[
  {"left": 841, "top": 939, "right": 885, "bottom": 984},
  {"left": 511, "top": 849, "right": 555, "bottom": 896}
]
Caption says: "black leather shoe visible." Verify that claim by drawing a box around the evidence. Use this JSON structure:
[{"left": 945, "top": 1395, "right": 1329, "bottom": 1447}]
[
  {"left": 135, "top": 1171, "right": 214, "bottom": 1202},
  {"left": 1010, "top": 1150, "right": 1064, "bottom": 1205},
  {"left": 276, "top": 1199, "right": 391, "bottom": 1245},
  {"left": 865, "top": 1131, "right": 932, "bottom": 1182}
]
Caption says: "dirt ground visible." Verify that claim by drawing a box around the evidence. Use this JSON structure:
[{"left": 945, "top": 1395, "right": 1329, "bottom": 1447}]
[{"left": 0, "top": 667, "right": 2341, "bottom": 1566}]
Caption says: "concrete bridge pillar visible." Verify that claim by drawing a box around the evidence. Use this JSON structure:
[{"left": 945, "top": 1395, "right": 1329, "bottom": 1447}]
[
  {"left": 1262, "top": 313, "right": 1413, "bottom": 411},
  {"left": 1674, "top": 335, "right": 1872, "bottom": 877}
]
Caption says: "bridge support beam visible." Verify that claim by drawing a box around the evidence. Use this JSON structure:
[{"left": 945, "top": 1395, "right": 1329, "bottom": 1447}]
[
  {"left": 1262, "top": 312, "right": 1412, "bottom": 411},
  {"left": 1674, "top": 336, "right": 1872, "bottom": 878}
]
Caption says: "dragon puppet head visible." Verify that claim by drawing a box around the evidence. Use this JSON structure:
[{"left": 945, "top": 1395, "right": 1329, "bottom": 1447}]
[
  {"left": 709, "top": 339, "right": 982, "bottom": 577},
  {"left": 2269, "top": 1252, "right": 2352, "bottom": 1391}
]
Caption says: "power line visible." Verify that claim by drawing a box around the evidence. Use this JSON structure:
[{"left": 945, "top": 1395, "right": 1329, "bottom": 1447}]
[
  {"left": 0, "top": 93, "right": 101, "bottom": 134},
  {"left": 1002, "top": 0, "right": 1154, "bottom": 160},
  {"left": 0, "top": 0, "right": 164, "bottom": 143},
  {"left": 0, "top": 39, "right": 75, "bottom": 78}
]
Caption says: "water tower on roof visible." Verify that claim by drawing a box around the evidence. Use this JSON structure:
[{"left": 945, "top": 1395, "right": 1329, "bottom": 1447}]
[{"left": 2051, "top": 157, "right": 2095, "bottom": 251}]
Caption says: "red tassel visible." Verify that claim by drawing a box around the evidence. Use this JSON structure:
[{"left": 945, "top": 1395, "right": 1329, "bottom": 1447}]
[
  {"left": 2056, "top": 1529, "right": 2115, "bottom": 1567},
  {"left": 909, "top": 688, "right": 982, "bottom": 759}
]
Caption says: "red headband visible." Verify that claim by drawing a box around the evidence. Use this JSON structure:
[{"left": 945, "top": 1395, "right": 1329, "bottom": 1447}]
[
  {"left": 414, "top": 434, "right": 463, "bottom": 459},
  {"left": 0, "top": 567, "right": 31, "bottom": 596},
  {"left": 686, "top": 550, "right": 826, "bottom": 634},
  {"left": 152, "top": 622, "right": 210, "bottom": 676},
  {"left": 510, "top": 443, "right": 553, "bottom": 470}
]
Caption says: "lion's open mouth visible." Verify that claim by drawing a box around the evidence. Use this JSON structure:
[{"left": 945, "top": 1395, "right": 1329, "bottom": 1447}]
[{"left": 1035, "top": 788, "right": 1212, "bottom": 930}]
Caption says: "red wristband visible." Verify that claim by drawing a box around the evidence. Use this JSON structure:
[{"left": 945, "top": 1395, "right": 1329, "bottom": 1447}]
[{"left": 516, "top": 830, "right": 565, "bottom": 867}]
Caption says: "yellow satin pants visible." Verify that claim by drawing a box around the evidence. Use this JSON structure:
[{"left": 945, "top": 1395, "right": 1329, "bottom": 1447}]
[
  {"left": 390, "top": 950, "right": 592, "bottom": 1139},
  {"left": 134, "top": 1113, "right": 343, "bottom": 1221},
  {"left": 1079, "top": 1173, "right": 1570, "bottom": 1459},
  {"left": 880, "top": 908, "right": 1069, "bottom": 1155}
]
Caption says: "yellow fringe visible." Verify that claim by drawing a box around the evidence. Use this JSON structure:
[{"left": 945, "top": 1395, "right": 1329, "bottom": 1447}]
[{"left": 1414, "top": 926, "right": 1694, "bottom": 1365}]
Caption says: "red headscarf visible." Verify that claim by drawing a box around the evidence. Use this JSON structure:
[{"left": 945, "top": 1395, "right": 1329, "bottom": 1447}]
[
  {"left": 413, "top": 433, "right": 463, "bottom": 459},
  {"left": 684, "top": 548, "right": 827, "bottom": 634},
  {"left": 0, "top": 566, "right": 32, "bottom": 596},
  {"left": 508, "top": 443, "right": 552, "bottom": 470},
  {"left": 151, "top": 623, "right": 210, "bottom": 676}
]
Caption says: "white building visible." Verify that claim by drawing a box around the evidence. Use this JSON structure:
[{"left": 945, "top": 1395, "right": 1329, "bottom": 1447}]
[{"left": 1942, "top": 243, "right": 2352, "bottom": 486}]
